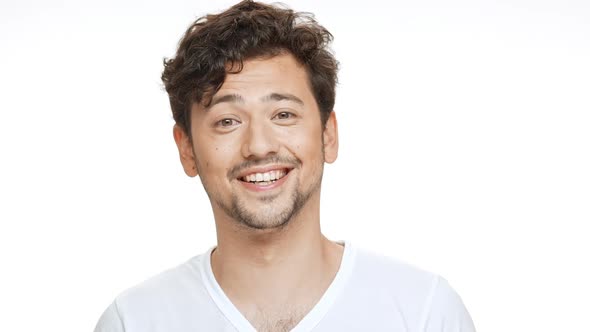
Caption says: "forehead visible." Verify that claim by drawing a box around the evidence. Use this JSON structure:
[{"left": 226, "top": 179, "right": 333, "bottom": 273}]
[{"left": 218, "top": 53, "right": 314, "bottom": 101}]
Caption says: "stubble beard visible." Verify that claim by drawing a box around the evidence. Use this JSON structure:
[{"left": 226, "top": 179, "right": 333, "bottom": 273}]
[
  {"left": 218, "top": 167, "right": 323, "bottom": 230},
  {"left": 196, "top": 139, "right": 326, "bottom": 231}
]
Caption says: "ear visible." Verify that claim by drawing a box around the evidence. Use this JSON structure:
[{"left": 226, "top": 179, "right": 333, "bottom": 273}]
[
  {"left": 173, "top": 124, "right": 198, "bottom": 177},
  {"left": 323, "top": 111, "right": 339, "bottom": 164}
]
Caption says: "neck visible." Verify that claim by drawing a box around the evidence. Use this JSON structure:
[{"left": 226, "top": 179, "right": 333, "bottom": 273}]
[{"left": 210, "top": 195, "right": 343, "bottom": 309}]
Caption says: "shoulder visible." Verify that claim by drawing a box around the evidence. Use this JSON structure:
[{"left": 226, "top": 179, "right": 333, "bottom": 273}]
[
  {"left": 351, "top": 247, "right": 438, "bottom": 297},
  {"left": 115, "top": 254, "right": 205, "bottom": 308},
  {"left": 117, "top": 255, "right": 202, "bottom": 305},
  {"left": 94, "top": 254, "right": 209, "bottom": 332},
  {"left": 419, "top": 276, "right": 476, "bottom": 332},
  {"left": 94, "top": 301, "right": 124, "bottom": 332},
  {"left": 347, "top": 246, "right": 475, "bottom": 331}
]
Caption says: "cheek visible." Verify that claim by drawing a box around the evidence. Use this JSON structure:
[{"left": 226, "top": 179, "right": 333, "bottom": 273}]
[
  {"left": 281, "top": 127, "right": 324, "bottom": 161},
  {"left": 194, "top": 143, "right": 234, "bottom": 173}
]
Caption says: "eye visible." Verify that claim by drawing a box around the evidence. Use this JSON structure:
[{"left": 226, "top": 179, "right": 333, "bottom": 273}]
[
  {"left": 216, "top": 118, "right": 240, "bottom": 127},
  {"left": 273, "top": 111, "right": 295, "bottom": 120}
]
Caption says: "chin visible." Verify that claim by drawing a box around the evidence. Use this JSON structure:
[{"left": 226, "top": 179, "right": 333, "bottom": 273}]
[
  {"left": 235, "top": 200, "right": 300, "bottom": 230},
  {"left": 222, "top": 190, "right": 309, "bottom": 230}
]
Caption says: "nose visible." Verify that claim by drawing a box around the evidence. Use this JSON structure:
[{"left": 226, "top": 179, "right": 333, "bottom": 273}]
[{"left": 241, "top": 119, "right": 280, "bottom": 159}]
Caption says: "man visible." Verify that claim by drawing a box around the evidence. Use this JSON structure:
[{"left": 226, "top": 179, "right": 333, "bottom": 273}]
[{"left": 95, "top": 1, "right": 475, "bottom": 331}]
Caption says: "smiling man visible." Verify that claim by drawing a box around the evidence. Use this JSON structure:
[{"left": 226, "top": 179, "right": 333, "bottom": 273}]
[
  {"left": 94, "top": 1, "right": 475, "bottom": 331},
  {"left": 180, "top": 54, "right": 334, "bottom": 234}
]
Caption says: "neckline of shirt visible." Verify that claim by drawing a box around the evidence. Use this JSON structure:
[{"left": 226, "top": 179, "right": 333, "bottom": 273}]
[{"left": 199, "top": 240, "right": 356, "bottom": 332}]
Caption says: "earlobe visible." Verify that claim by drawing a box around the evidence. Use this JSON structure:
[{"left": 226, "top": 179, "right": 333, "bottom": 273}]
[
  {"left": 323, "top": 112, "right": 339, "bottom": 164},
  {"left": 173, "top": 125, "right": 199, "bottom": 177}
]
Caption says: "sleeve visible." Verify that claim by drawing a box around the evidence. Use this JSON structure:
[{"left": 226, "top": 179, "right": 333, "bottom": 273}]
[
  {"left": 420, "top": 276, "right": 476, "bottom": 332},
  {"left": 94, "top": 301, "right": 125, "bottom": 332}
]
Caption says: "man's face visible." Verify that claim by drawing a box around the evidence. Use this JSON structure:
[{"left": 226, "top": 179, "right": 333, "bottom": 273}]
[{"left": 174, "top": 53, "right": 338, "bottom": 230}]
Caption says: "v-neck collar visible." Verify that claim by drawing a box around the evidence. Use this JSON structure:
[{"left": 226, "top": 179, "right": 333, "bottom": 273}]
[{"left": 199, "top": 241, "right": 356, "bottom": 332}]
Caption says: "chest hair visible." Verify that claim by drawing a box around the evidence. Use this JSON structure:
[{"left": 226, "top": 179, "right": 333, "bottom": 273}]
[{"left": 247, "top": 306, "right": 307, "bottom": 332}]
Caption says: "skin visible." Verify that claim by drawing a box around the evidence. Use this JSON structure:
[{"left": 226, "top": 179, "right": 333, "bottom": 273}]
[{"left": 173, "top": 52, "right": 343, "bottom": 331}]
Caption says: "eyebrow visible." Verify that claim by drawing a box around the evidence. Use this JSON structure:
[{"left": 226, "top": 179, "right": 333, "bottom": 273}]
[
  {"left": 261, "top": 93, "right": 304, "bottom": 106},
  {"left": 207, "top": 92, "right": 304, "bottom": 110},
  {"left": 209, "top": 94, "right": 244, "bottom": 108}
]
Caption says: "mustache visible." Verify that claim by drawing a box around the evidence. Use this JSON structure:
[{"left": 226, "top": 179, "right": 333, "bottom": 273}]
[{"left": 228, "top": 155, "right": 301, "bottom": 179}]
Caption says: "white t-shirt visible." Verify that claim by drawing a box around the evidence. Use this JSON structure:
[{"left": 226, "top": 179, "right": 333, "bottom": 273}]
[{"left": 95, "top": 242, "right": 475, "bottom": 331}]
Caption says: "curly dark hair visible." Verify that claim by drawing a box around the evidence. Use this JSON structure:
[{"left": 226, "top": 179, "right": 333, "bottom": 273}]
[{"left": 161, "top": 0, "right": 339, "bottom": 136}]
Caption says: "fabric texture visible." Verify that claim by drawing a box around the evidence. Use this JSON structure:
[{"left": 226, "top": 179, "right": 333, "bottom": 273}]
[{"left": 94, "top": 242, "right": 475, "bottom": 332}]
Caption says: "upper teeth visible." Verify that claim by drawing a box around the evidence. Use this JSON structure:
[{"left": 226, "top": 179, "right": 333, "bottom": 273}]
[{"left": 243, "top": 169, "right": 287, "bottom": 183}]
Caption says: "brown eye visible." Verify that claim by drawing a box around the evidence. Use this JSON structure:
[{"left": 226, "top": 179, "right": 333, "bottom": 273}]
[
  {"left": 275, "top": 111, "right": 293, "bottom": 120},
  {"left": 217, "top": 118, "right": 239, "bottom": 127}
]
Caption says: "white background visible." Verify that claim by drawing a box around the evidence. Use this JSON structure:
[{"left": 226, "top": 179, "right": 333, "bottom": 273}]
[{"left": 1, "top": 0, "right": 589, "bottom": 331}]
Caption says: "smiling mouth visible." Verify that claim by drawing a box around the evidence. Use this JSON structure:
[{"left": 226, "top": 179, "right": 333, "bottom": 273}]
[{"left": 239, "top": 169, "right": 289, "bottom": 186}]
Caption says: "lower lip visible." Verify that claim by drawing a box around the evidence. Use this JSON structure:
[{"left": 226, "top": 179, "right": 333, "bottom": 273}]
[{"left": 239, "top": 171, "right": 291, "bottom": 192}]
